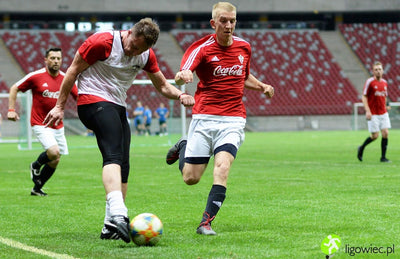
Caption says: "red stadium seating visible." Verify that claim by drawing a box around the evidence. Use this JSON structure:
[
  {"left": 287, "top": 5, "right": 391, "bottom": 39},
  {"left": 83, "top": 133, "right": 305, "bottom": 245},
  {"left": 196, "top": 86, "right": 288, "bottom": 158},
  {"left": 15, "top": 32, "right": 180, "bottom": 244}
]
[
  {"left": 1, "top": 30, "right": 176, "bottom": 118},
  {"left": 0, "top": 74, "right": 8, "bottom": 93},
  {"left": 172, "top": 29, "right": 359, "bottom": 116},
  {"left": 339, "top": 23, "right": 400, "bottom": 101}
]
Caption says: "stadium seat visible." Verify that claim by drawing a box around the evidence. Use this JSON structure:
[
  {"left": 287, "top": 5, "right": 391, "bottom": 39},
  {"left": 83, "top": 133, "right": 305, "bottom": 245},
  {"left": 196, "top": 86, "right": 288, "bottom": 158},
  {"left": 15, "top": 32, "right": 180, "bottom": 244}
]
[
  {"left": 339, "top": 23, "right": 400, "bottom": 101},
  {"left": 0, "top": 73, "right": 8, "bottom": 93}
]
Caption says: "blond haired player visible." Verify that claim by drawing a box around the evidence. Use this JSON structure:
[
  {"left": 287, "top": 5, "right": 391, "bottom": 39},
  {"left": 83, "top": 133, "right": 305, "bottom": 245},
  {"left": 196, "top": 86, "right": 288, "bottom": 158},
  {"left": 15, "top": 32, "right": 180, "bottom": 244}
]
[{"left": 166, "top": 2, "right": 274, "bottom": 235}]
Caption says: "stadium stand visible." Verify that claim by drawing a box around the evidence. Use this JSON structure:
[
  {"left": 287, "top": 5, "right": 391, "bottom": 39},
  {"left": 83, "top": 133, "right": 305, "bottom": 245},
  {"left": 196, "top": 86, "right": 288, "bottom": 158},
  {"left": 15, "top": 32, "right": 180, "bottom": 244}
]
[
  {"left": 1, "top": 29, "right": 362, "bottom": 117},
  {"left": 0, "top": 30, "right": 178, "bottom": 118},
  {"left": 0, "top": 73, "right": 8, "bottom": 93},
  {"left": 339, "top": 23, "right": 400, "bottom": 102},
  {"left": 172, "top": 29, "right": 360, "bottom": 115}
]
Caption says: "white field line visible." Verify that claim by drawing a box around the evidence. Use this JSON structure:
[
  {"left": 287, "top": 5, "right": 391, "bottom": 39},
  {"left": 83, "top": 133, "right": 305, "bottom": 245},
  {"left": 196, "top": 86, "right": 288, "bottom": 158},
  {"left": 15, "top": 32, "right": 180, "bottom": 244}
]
[{"left": 0, "top": 236, "right": 79, "bottom": 259}]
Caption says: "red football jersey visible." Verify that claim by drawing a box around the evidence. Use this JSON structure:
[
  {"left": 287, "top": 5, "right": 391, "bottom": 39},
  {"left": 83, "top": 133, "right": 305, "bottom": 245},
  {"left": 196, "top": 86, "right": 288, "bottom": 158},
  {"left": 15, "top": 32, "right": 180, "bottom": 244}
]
[
  {"left": 180, "top": 34, "right": 251, "bottom": 118},
  {"left": 16, "top": 68, "right": 78, "bottom": 129},
  {"left": 363, "top": 77, "right": 388, "bottom": 115}
]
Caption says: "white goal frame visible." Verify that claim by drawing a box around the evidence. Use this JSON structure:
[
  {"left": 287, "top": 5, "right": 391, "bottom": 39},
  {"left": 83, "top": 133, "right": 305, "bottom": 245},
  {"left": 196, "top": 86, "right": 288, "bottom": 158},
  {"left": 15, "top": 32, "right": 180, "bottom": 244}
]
[
  {"left": 353, "top": 102, "right": 400, "bottom": 130},
  {"left": 0, "top": 92, "right": 33, "bottom": 149}
]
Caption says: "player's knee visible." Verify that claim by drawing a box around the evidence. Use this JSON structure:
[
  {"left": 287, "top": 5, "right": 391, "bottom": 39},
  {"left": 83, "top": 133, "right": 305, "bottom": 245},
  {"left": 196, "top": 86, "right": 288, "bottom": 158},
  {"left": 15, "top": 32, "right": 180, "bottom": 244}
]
[
  {"left": 183, "top": 173, "right": 200, "bottom": 185},
  {"left": 215, "top": 159, "right": 231, "bottom": 172},
  {"left": 47, "top": 148, "right": 60, "bottom": 161},
  {"left": 371, "top": 133, "right": 379, "bottom": 140},
  {"left": 381, "top": 129, "right": 389, "bottom": 138}
]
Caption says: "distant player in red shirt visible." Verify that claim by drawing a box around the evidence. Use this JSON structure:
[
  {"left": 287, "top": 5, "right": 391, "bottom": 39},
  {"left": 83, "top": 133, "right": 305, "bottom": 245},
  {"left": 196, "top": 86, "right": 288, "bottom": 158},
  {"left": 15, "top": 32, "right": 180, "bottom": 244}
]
[
  {"left": 166, "top": 2, "right": 274, "bottom": 235},
  {"left": 8, "top": 47, "right": 78, "bottom": 197},
  {"left": 357, "top": 61, "right": 391, "bottom": 162},
  {"left": 44, "top": 18, "right": 194, "bottom": 243}
]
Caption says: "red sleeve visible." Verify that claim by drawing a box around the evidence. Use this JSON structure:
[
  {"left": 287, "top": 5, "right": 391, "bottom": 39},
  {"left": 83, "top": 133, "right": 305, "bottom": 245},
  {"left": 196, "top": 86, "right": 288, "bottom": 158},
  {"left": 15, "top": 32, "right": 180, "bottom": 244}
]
[
  {"left": 78, "top": 32, "right": 113, "bottom": 65},
  {"left": 16, "top": 73, "right": 36, "bottom": 92},
  {"left": 70, "top": 84, "right": 78, "bottom": 100},
  {"left": 143, "top": 48, "right": 160, "bottom": 73},
  {"left": 180, "top": 35, "right": 211, "bottom": 71}
]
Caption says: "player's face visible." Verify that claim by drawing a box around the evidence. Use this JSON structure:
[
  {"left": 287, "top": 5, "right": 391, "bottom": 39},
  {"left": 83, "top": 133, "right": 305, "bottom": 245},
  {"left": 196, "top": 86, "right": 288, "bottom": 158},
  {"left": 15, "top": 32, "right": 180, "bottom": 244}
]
[
  {"left": 124, "top": 34, "right": 149, "bottom": 56},
  {"left": 211, "top": 11, "right": 237, "bottom": 45},
  {"left": 45, "top": 51, "right": 62, "bottom": 73},
  {"left": 373, "top": 64, "right": 383, "bottom": 79}
]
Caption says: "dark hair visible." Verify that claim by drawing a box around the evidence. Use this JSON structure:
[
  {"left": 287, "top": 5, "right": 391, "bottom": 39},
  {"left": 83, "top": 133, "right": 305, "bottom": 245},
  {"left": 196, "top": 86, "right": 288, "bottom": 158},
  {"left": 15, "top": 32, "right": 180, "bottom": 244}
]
[
  {"left": 45, "top": 47, "right": 62, "bottom": 57},
  {"left": 132, "top": 18, "right": 160, "bottom": 47}
]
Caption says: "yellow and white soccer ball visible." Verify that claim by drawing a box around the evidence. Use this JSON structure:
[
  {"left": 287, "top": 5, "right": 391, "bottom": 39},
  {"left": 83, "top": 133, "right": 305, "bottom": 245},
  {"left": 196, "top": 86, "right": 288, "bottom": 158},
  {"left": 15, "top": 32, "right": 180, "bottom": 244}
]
[{"left": 129, "top": 213, "right": 163, "bottom": 246}]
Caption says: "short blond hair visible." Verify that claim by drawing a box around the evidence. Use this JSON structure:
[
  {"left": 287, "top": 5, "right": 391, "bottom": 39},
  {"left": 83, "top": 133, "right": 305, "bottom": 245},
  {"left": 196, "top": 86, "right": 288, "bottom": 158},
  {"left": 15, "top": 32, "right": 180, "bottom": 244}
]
[
  {"left": 373, "top": 61, "right": 383, "bottom": 68},
  {"left": 212, "top": 2, "right": 236, "bottom": 20}
]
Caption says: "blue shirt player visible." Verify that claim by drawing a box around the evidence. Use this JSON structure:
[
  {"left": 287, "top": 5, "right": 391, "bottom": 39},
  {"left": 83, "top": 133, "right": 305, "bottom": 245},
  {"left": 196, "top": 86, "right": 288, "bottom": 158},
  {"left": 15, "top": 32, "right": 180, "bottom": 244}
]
[
  {"left": 133, "top": 101, "right": 145, "bottom": 135},
  {"left": 155, "top": 102, "right": 169, "bottom": 136}
]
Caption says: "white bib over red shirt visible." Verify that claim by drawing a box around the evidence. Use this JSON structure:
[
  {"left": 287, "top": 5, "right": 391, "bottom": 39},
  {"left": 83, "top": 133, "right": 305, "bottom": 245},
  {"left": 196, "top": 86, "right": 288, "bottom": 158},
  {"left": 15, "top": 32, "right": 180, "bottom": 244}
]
[{"left": 77, "top": 30, "right": 160, "bottom": 107}]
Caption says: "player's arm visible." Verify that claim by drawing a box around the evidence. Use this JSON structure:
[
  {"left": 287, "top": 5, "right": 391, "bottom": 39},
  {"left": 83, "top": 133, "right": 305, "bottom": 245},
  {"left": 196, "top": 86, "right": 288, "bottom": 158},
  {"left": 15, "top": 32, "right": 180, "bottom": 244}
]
[
  {"left": 361, "top": 95, "right": 372, "bottom": 120},
  {"left": 44, "top": 51, "right": 89, "bottom": 127},
  {"left": 58, "top": 51, "right": 89, "bottom": 108},
  {"left": 386, "top": 96, "right": 391, "bottom": 111},
  {"left": 7, "top": 84, "right": 20, "bottom": 121},
  {"left": 147, "top": 71, "right": 194, "bottom": 107},
  {"left": 244, "top": 73, "right": 274, "bottom": 98}
]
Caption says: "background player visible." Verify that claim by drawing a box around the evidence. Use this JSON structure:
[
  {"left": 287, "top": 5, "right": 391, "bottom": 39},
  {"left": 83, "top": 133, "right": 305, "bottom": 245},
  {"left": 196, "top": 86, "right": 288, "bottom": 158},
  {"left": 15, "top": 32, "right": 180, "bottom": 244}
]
[
  {"left": 133, "top": 101, "right": 145, "bottom": 135},
  {"left": 8, "top": 47, "right": 78, "bottom": 196},
  {"left": 357, "top": 61, "right": 391, "bottom": 162},
  {"left": 143, "top": 105, "right": 152, "bottom": 136},
  {"left": 155, "top": 102, "right": 169, "bottom": 136}
]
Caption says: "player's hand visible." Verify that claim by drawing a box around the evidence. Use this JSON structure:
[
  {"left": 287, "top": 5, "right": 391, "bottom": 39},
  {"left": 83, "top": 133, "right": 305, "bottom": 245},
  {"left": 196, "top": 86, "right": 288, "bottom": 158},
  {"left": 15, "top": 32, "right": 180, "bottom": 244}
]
[
  {"left": 263, "top": 84, "right": 274, "bottom": 98},
  {"left": 7, "top": 111, "right": 19, "bottom": 121},
  {"left": 365, "top": 111, "right": 372, "bottom": 120},
  {"left": 175, "top": 70, "right": 193, "bottom": 85},
  {"left": 43, "top": 105, "right": 64, "bottom": 127},
  {"left": 179, "top": 93, "right": 195, "bottom": 107}
]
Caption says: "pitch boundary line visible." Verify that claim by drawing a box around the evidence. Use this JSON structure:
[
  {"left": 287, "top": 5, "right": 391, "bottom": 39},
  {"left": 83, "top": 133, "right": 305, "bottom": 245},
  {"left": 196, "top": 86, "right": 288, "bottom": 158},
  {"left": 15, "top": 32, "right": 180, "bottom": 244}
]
[{"left": 0, "top": 236, "right": 79, "bottom": 259}]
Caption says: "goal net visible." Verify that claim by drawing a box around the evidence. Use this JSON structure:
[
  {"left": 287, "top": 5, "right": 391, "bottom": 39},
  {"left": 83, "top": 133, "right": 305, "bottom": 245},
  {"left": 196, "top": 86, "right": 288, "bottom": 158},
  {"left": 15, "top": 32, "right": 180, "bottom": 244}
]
[
  {"left": 352, "top": 102, "right": 400, "bottom": 130},
  {"left": 0, "top": 92, "right": 34, "bottom": 149}
]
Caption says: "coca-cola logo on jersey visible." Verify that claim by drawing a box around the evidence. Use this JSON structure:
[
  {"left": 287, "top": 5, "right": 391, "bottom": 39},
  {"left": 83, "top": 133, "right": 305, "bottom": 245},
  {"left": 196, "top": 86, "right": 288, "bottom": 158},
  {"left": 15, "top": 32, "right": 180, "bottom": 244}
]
[
  {"left": 42, "top": 89, "right": 60, "bottom": 99},
  {"left": 213, "top": 65, "right": 243, "bottom": 77},
  {"left": 375, "top": 91, "right": 387, "bottom": 97}
]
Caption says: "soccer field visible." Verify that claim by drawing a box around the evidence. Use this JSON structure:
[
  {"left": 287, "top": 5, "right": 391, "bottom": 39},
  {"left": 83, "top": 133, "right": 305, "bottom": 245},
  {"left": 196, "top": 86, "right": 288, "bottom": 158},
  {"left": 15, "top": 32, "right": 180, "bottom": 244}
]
[{"left": 0, "top": 131, "right": 399, "bottom": 258}]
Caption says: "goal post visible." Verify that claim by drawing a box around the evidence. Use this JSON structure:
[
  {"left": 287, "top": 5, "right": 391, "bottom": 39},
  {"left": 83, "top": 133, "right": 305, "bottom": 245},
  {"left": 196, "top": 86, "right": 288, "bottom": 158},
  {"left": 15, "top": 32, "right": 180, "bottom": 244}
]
[
  {"left": 353, "top": 102, "right": 400, "bottom": 130},
  {"left": 0, "top": 91, "right": 33, "bottom": 149}
]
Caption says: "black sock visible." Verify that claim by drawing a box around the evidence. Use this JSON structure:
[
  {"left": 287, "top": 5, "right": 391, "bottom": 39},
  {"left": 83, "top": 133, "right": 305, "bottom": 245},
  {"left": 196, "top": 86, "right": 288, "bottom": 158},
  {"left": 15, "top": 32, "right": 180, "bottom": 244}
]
[
  {"left": 178, "top": 140, "right": 187, "bottom": 172},
  {"left": 381, "top": 138, "right": 388, "bottom": 158},
  {"left": 201, "top": 184, "right": 226, "bottom": 224},
  {"left": 32, "top": 152, "right": 51, "bottom": 169},
  {"left": 360, "top": 137, "right": 374, "bottom": 150},
  {"left": 37, "top": 165, "right": 56, "bottom": 189}
]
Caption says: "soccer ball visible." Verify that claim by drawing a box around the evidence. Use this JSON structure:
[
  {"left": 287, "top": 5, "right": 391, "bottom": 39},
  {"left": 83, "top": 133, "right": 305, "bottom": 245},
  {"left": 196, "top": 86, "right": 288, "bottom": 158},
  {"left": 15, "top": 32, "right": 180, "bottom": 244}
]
[{"left": 129, "top": 213, "right": 163, "bottom": 246}]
